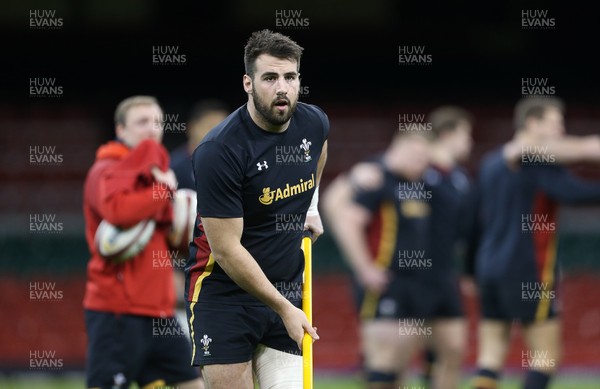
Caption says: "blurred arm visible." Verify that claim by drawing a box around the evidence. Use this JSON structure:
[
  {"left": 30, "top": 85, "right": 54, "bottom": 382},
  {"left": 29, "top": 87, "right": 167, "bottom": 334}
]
[
  {"left": 100, "top": 187, "right": 170, "bottom": 228},
  {"left": 533, "top": 166, "right": 600, "bottom": 204},
  {"left": 323, "top": 173, "right": 389, "bottom": 292},
  {"left": 505, "top": 134, "right": 600, "bottom": 165}
]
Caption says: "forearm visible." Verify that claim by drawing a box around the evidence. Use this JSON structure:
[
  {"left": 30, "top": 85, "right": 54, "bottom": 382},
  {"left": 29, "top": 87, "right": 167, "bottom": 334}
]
[
  {"left": 101, "top": 187, "right": 170, "bottom": 227},
  {"left": 549, "top": 135, "right": 600, "bottom": 163},
  {"left": 213, "top": 243, "right": 291, "bottom": 315},
  {"left": 519, "top": 135, "right": 600, "bottom": 164}
]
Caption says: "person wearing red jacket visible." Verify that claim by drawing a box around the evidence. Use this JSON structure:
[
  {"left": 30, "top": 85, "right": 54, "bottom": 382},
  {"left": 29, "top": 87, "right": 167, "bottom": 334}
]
[{"left": 83, "top": 96, "right": 202, "bottom": 389}]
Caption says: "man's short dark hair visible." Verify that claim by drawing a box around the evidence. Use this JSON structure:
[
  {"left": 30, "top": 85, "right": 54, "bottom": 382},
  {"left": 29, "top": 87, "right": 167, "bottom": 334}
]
[
  {"left": 244, "top": 29, "right": 303, "bottom": 78},
  {"left": 187, "top": 99, "right": 229, "bottom": 125},
  {"left": 514, "top": 96, "right": 565, "bottom": 132},
  {"left": 427, "top": 106, "right": 474, "bottom": 139}
]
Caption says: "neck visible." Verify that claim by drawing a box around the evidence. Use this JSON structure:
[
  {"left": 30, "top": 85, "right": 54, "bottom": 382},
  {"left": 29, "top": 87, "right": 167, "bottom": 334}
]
[
  {"left": 247, "top": 100, "right": 289, "bottom": 133},
  {"left": 430, "top": 143, "right": 455, "bottom": 169}
]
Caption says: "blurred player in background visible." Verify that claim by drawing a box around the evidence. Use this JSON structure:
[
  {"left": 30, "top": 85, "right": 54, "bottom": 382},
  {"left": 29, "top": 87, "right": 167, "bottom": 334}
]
[
  {"left": 170, "top": 100, "right": 229, "bottom": 190},
  {"left": 472, "top": 96, "right": 600, "bottom": 389},
  {"left": 170, "top": 100, "right": 229, "bottom": 338},
  {"left": 419, "top": 106, "right": 478, "bottom": 388},
  {"left": 324, "top": 130, "right": 438, "bottom": 389},
  {"left": 82, "top": 96, "right": 202, "bottom": 389},
  {"left": 185, "top": 30, "right": 328, "bottom": 389}
]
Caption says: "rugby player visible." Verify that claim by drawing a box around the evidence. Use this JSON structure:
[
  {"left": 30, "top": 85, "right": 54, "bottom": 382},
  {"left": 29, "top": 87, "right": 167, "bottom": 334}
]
[
  {"left": 419, "top": 106, "right": 477, "bottom": 389},
  {"left": 323, "top": 130, "right": 433, "bottom": 389},
  {"left": 472, "top": 96, "right": 600, "bottom": 389},
  {"left": 83, "top": 96, "right": 202, "bottom": 389},
  {"left": 185, "top": 30, "right": 328, "bottom": 389}
]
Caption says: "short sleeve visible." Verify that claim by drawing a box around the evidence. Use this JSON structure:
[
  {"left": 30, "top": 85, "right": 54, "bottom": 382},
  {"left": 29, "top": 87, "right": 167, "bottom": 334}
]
[
  {"left": 192, "top": 141, "right": 245, "bottom": 218},
  {"left": 314, "top": 105, "right": 330, "bottom": 140},
  {"left": 353, "top": 184, "right": 385, "bottom": 213}
]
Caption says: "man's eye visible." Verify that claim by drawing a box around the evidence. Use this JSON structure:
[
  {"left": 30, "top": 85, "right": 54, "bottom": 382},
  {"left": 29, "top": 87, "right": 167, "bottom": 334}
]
[
  {"left": 265, "top": 76, "right": 276, "bottom": 81},
  {"left": 285, "top": 75, "right": 296, "bottom": 81}
]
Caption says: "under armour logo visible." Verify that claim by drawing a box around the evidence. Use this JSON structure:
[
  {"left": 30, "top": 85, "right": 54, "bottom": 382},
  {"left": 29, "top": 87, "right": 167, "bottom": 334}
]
[{"left": 257, "top": 161, "right": 269, "bottom": 171}]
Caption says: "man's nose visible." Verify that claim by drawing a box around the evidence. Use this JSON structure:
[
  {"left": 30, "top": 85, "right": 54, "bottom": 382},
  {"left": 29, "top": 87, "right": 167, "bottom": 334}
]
[{"left": 275, "top": 78, "right": 289, "bottom": 94}]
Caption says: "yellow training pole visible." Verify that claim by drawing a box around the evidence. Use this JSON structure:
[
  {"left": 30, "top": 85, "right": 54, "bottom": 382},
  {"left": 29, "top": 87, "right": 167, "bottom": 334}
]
[{"left": 301, "top": 232, "right": 313, "bottom": 389}]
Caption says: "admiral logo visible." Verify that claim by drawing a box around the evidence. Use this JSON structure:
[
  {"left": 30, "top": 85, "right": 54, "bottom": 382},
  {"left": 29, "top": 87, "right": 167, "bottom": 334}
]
[{"left": 259, "top": 174, "right": 315, "bottom": 205}]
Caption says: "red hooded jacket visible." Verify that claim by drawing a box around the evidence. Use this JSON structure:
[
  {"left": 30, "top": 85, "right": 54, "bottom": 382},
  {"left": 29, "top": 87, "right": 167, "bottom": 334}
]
[{"left": 83, "top": 139, "right": 175, "bottom": 317}]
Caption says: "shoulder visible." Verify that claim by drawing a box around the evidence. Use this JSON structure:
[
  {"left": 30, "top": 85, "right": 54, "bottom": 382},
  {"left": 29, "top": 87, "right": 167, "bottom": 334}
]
[
  {"left": 294, "top": 102, "right": 329, "bottom": 136},
  {"left": 193, "top": 107, "right": 248, "bottom": 159},
  {"left": 349, "top": 161, "right": 385, "bottom": 192},
  {"left": 202, "top": 106, "right": 246, "bottom": 144},
  {"left": 296, "top": 102, "right": 327, "bottom": 118},
  {"left": 480, "top": 148, "right": 505, "bottom": 172}
]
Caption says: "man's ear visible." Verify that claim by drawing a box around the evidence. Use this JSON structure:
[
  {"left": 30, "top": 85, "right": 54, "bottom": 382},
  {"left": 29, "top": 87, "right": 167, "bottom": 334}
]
[
  {"left": 524, "top": 116, "right": 538, "bottom": 133},
  {"left": 243, "top": 74, "right": 253, "bottom": 94},
  {"left": 115, "top": 124, "right": 125, "bottom": 139}
]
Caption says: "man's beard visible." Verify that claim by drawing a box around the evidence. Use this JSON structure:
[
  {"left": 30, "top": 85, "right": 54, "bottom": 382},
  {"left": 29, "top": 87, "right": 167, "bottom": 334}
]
[{"left": 252, "top": 85, "right": 297, "bottom": 126}]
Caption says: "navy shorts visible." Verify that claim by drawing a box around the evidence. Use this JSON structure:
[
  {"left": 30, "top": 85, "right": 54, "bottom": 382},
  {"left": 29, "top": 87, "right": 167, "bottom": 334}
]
[
  {"left": 479, "top": 278, "right": 558, "bottom": 323},
  {"left": 186, "top": 300, "right": 301, "bottom": 366},
  {"left": 355, "top": 275, "right": 464, "bottom": 321},
  {"left": 85, "top": 310, "right": 199, "bottom": 389}
]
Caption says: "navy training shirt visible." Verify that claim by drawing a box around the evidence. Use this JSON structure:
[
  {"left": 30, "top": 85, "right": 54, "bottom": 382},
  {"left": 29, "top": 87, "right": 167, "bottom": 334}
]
[
  {"left": 476, "top": 148, "right": 600, "bottom": 282},
  {"left": 185, "top": 102, "right": 329, "bottom": 305},
  {"left": 423, "top": 165, "right": 477, "bottom": 277},
  {"left": 353, "top": 158, "right": 432, "bottom": 278}
]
